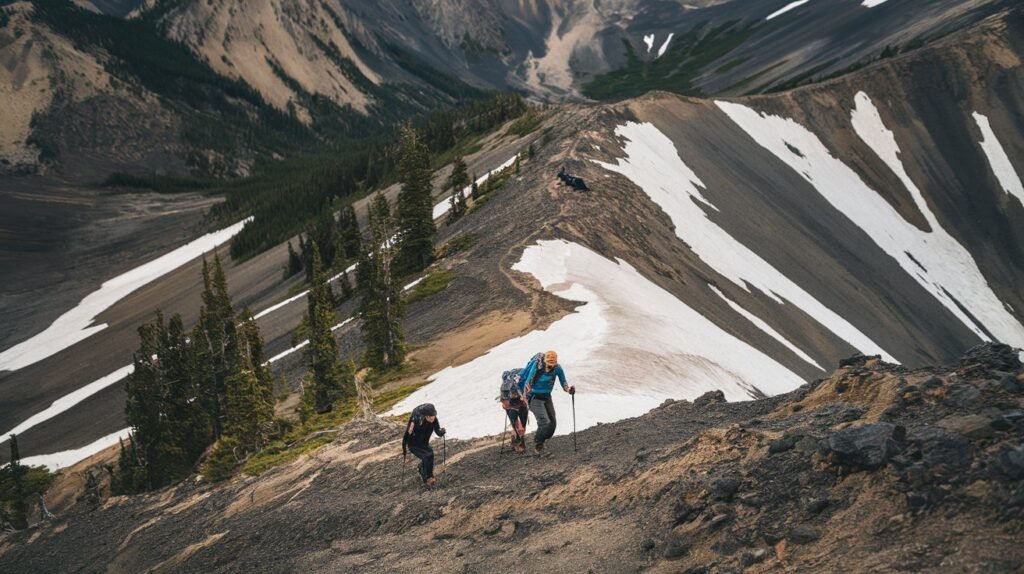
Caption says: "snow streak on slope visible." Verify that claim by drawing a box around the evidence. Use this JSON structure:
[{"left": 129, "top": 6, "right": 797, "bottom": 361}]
[
  {"left": 0, "top": 218, "right": 252, "bottom": 373},
  {"left": 1, "top": 366, "right": 134, "bottom": 441},
  {"left": 767, "top": 0, "right": 812, "bottom": 21},
  {"left": 708, "top": 285, "right": 825, "bottom": 371},
  {"left": 391, "top": 240, "right": 805, "bottom": 439},
  {"left": 433, "top": 156, "right": 518, "bottom": 221},
  {"left": 973, "top": 111, "right": 1024, "bottom": 206},
  {"left": 264, "top": 317, "right": 354, "bottom": 365},
  {"left": 593, "top": 122, "right": 896, "bottom": 362},
  {"left": 657, "top": 33, "right": 675, "bottom": 59},
  {"left": 862, "top": 0, "right": 890, "bottom": 7},
  {"left": 716, "top": 97, "right": 1024, "bottom": 349},
  {"left": 20, "top": 428, "right": 131, "bottom": 471}
]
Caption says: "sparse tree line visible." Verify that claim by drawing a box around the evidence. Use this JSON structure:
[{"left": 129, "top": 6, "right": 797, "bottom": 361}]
[{"left": 111, "top": 106, "right": 535, "bottom": 494}]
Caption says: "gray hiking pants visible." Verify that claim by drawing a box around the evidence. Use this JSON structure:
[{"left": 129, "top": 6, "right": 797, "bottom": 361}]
[{"left": 529, "top": 394, "right": 556, "bottom": 446}]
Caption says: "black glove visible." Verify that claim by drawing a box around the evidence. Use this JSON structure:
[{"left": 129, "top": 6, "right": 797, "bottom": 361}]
[
  {"left": 438, "top": 427, "right": 446, "bottom": 436},
  {"left": 568, "top": 385, "right": 576, "bottom": 395}
]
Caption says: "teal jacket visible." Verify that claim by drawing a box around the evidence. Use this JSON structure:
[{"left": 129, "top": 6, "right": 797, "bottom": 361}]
[{"left": 518, "top": 358, "right": 567, "bottom": 397}]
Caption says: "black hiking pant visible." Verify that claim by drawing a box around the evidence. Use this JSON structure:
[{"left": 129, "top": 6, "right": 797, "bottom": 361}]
[
  {"left": 408, "top": 443, "right": 434, "bottom": 482},
  {"left": 506, "top": 403, "right": 528, "bottom": 444},
  {"left": 528, "top": 394, "right": 556, "bottom": 446}
]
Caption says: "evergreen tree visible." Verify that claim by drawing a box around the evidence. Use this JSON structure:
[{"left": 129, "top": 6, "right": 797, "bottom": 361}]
[
  {"left": 360, "top": 194, "right": 406, "bottom": 370},
  {"left": 7, "top": 435, "right": 26, "bottom": 529},
  {"left": 470, "top": 174, "right": 480, "bottom": 200},
  {"left": 223, "top": 311, "right": 275, "bottom": 454},
  {"left": 286, "top": 240, "right": 303, "bottom": 278},
  {"left": 395, "top": 124, "right": 436, "bottom": 275},
  {"left": 163, "top": 314, "right": 212, "bottom": 469},
  {"left": 445, "top": 156, "right": 470, "bottom": 223},
  {"left": 194, "top": 256, "right": 236, "bottom": 439},
  {"left": 305, "top": 241, "right": 355, "bottom": 413},
  {"left": 339, "top": 205, "right": 362, "bottom": 260}
]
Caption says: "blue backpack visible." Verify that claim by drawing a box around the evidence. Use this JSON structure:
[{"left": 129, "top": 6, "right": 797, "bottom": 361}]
[{"left": 500, "top": 369, "right": 523, "bottom": 401}]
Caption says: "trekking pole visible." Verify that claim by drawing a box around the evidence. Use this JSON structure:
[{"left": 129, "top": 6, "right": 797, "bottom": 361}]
[
  {"left": 442, "top": 434, "right": 447, "bottom": 485},
  {"left": 572, "top": 394, "right": 578, "bottom": 453},
  {"left": 499, "top": 416, "right": 509, "bottom": 455}
]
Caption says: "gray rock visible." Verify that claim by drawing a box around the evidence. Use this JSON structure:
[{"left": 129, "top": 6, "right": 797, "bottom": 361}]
[
  {"left": 825, "top": 423, "right": 905, "bottom": 470},
  {"left": 741, "top": 548, "right": 769, "bottom": 566},
  {"left": 937, "top": 415, "right": 994, "bottom": 439},
  {"left": 710, "top": 477, "right": 741, "bottom": 501},
  {"left": 663, "top": 539, "right": 688, "bottom": 559},
  {"left": 769, "top": 436, "right": 796, "bottom": 454},
  {"left": 789, "top": 526, "right": 821, "bottom": 544},
  {"left": 806, "top": 498, "right": 830, "bottom": 515},
  {"left": 641, "top": 538, "right": 656, "bottom": 551},
  {"left": 996, "top": 444, "right": 1024, "bottom": 480},
  {"left": 694, "top": 390, "right": 726, "bottom": 408}
]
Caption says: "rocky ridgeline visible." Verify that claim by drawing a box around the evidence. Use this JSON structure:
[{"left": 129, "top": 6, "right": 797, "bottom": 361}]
[{"left": 1, "top": 344, "right": 1022, "bottom": 572}]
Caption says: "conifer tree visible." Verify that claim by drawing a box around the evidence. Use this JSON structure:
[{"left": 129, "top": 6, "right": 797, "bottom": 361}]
[
  {"left": 286, "top": 240, "right": 303, "bottom": 278},
  {"left": 223, "top": 311, "right": 274, "bottom": 454},
  {"left": 339, "top": 205, "right": 362, "bottom": 260},
  {"left": 305, "top": 241, "right": 355, "bottom": 413},
  {"left": 360, "top": 194, "right": 406, "bottom": 370},
  {"left": 470, "top": 174, "right": 480, "bottom": 200},
  {"left": 445, "top": 156, "right": 470, "bottom": 224},
  {"left": 395, "top": 124, "right": 436, "bottom": 275},
  {"left": 194, "top": 256, "right": 236, "bottom": 439}
]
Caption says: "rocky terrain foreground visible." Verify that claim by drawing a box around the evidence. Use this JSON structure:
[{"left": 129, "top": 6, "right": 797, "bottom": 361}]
[{"left": 2, "top": 344, "right": 1022, "bottom": 573}]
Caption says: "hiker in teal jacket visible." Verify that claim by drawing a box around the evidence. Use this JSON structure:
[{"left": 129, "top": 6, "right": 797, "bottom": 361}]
[{"left": 518, "top": 350, "right": 575, "bottom": 452}]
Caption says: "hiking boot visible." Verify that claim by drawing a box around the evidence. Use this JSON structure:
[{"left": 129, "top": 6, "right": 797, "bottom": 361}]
[
  {"left": 534, "top": 442, "right": 545, "bottom": 453},
  {"left": 424, "top": 477, "right": 436, "bottom": 487},
  {"left": 514, "top": 443, "right": 525, "bottom": 454}
]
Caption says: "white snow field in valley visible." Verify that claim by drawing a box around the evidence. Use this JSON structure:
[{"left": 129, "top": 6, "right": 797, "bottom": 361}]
[
  {"left": 593, "top": 121, "right": 896, "bottom": 363},
  {"left": 0, "top": 217, "right": 252, "bottom": 373},
  {"left": 391, "top": 239, "right": 804, "bottom": 440},
  {"left": 717, "top": 97, "right": 1024, "bottom": 349}
]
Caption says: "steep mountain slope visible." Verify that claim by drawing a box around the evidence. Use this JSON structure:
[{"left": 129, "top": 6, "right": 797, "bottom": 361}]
[
  {"left": 1, "top": 345, "right": 1022, "bottom": 572},
  {"left": 3, "top": 7, "right": 1024, "bottom": 469}
]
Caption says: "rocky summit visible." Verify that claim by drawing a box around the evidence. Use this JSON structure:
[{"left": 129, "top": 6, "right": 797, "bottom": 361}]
[{"left": 1, "top": 343, "right": 1022, "bottom": 573}]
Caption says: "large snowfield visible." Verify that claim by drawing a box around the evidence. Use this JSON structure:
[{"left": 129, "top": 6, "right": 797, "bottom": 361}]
[
  {"left": 390, "top": 239, "right": 804, "bottom": 440},
  {"left": 593, "top": 121, "right": 896, "bottom": 363}
]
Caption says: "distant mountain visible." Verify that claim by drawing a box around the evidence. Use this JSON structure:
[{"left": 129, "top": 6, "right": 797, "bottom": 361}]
[{"left": 0, "top": 0, "right": 1011, "bottom": 178}]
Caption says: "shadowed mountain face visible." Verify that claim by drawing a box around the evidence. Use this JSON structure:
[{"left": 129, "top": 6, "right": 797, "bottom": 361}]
[{"left": 0, "top": 0, "right": 1012, "bottom": 176}]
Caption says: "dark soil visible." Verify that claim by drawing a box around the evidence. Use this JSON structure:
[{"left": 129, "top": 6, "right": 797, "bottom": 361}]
[{"left": 1, "top": 343, "right": 1021, "bottom": 573}]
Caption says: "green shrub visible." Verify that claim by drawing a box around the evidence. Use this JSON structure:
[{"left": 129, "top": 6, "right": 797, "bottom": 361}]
[{"left": 404, "top": 269, "right": 455, "bottom": 304}]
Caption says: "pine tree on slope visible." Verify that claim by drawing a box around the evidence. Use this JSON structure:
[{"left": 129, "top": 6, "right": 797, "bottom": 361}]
[{"left": 395, "top": 124, "right": 436, "bottom": 275}]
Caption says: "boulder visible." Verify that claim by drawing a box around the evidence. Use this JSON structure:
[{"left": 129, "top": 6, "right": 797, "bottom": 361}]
[
  {"left": 694, "top": 390, "right": 726, "bottom": 408},
  {"left": 825, "top": 423, "right": 905, "bottom": 470},
  {"left": 789, "top": 526, "right": 821, "bottom": 544},
  {"left": 710, "top": 477, "right": 741, "bottom": 501},
  {"left": 937, "top": 415, "right": 994, "bottom": 439}
]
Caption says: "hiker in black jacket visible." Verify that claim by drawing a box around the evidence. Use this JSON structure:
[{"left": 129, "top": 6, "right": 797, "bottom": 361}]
[{"left": 403, "top": 403, "right": 446, "bottom": 486}]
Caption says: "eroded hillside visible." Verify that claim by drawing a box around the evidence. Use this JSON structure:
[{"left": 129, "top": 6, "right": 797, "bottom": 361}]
[{"left": 1, "top": 344, "right": 1021, "bottom": 573}]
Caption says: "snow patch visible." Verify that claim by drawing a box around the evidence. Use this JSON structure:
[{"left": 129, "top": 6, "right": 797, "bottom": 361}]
[
  {"left": 715, "top": 95, "right": 1024, "bottom": 349},
  {"left": 708, "top": 285, "right": 825, "bottom": 371},
  {"left": 1, "top": 365, "right": 134, "bottom": 441},
  {"left": 390, "top": 240, "right": 804, "bottom": 440},
  {"left": 0, "top": 218, "right": 252, "bottom": 373},
  {"left": 433, "top": 156, "right": 517, "bottom": 221},
  {"left": 973, "top": 111, "right": 1024, "bottom": 207},
  {"left": 767, "top": 0, "right": 812, "bottom": 21},
  {"left": 593, "top": 121, "right": 896, "bottom": 362},
  {"left": 253, "top": 262, "right": 356, "bottom": 321},
  {"left": 862, "top": 0, "right": 889, "bottom": 7},
  {"left": 403, "top": 277, "right": 425, "bottom": 292},
  {"left": 264, "top": 317, "right": 354, "bottom": 365},
  {"left": 656, "top": 33, "right": 675, "bottom": 59},
  {"left": 643, "top": 34, "right": 655, "bottom": 54},
  {"left": 20, "top": 427, "right": 131, "bottom": 471}
]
